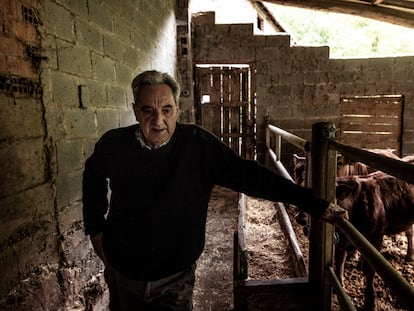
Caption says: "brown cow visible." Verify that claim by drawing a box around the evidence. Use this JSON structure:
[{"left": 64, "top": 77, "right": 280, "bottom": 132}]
[
  {"left": 335, "top": 171, "right": 414, "bottom": 310},
  {"left": 293, "top": 152, "right": 414, "bottom": 310}
]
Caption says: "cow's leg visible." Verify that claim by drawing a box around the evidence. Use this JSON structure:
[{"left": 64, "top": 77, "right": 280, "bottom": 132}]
[
  {"left": 406, "top": 224, "right": 414, "bottom": 261},
  {"left": 362, "top": 261, "right": 376, "bottom": 311},
  {"left": 295, "top": 211, "right": 308, "bottom": 226},
  {"left": 295, "top": 211, "right": 309, "bottom": 235},
  {"left": 362, "top": 236, "right": 383, "bottom": 311}
]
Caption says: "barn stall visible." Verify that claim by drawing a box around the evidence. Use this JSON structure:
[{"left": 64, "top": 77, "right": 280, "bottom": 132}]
[{"left": 193, "top": 122, "right": 414, "bottom": 311}]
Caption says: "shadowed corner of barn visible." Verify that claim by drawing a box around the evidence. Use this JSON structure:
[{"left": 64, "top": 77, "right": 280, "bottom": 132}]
[{"left": 1, "top": 0, "right": 414, "bottom": 310}]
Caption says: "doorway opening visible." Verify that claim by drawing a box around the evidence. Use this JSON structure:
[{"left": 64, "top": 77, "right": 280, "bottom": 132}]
[{"left": 194, "top": 64, "right": 256, "bottom": 159}]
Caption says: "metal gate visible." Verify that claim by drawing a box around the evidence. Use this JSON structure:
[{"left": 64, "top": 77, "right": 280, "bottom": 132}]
[{"left": 194, "top": 65, "right": 255, "bottom": 159}]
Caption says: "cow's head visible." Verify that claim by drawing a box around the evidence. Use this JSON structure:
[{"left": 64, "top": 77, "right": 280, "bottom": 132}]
[
  {"left": 293, "top": 154, "right": 306, "bottom": 187},
  {"left": 336, "top": 176, "right": 361, "bottom": 210},
  {"left": 337, "top": 154, "right": 369, "bottom": 177}
]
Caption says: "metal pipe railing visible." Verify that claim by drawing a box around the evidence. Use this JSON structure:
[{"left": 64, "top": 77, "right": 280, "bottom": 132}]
[
  {"left": 266, "top": 147, "right": 308, "bottom": 278},
  {"left": 267, "top": 148, "right": 295, "bottom": 182},
  {"left": 326, "top": 267, "right": 356, "bottom": 311},
  {"left": 277, "top": 201, "right": 308, "bottom": 278},
  {"left": 234, "top": 193, "right": 248, "bottom": 282},
  {"left": 267, "top": 124, "right": 310, "bottom": 152}
]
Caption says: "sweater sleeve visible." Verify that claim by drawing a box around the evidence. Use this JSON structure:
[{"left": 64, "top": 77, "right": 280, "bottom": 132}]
[
  {"left": 208, "top": 136, "right": 329, "bottom": 218},
  {"left": 82, "top": 139, "right": 109, "bottom": 236}
]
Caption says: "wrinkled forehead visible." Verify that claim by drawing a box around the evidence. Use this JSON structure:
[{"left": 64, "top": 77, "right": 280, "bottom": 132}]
[{"left": 135, "top": 84, "right": 175, "bottom": 104}]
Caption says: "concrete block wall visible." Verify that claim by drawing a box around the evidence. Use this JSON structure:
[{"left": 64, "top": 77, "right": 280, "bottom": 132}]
[
  {"left": 0, "top": 0, "right": 177, "bottom": 310},
  {"left": 192, "top": 12, "right": 414, "bottom": 161},
  {"left": 0, "top": 1, "right": 59, "bottom": 309}
]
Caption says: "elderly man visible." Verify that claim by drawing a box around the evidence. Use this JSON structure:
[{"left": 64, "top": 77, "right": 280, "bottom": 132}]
[{"left": 83, "top": 70, "right": 339, "bottom": 311}]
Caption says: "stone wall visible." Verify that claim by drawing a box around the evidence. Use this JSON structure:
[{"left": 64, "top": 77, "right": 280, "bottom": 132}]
[
  {"left": 192, "top": 12, "right": 414, "bottom": 161},
  {"left": 0, "top": 0, "right": 177, "bottom": 309}
]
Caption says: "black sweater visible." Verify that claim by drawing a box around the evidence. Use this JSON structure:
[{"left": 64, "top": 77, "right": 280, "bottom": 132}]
[{"left": 82, "top": 123, "right": 328, "bottom": 280}]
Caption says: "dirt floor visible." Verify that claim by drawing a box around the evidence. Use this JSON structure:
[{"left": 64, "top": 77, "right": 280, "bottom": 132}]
[
  {"left": 193, "top": 186, "right": 414, "bottom": 311},
  {"left": 337, "top": 234, "right": 414, "bottom": 311},
  {"left": 193, "top": 186, "right": 238, "bottom": 311}
]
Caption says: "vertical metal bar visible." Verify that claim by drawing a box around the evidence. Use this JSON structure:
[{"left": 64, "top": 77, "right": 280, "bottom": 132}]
[
  {"left": 309, "top": 122, "right": 337, "bottom": 311},
  {"left": 265, "top": 119, "right": 270, "bottom": 167},
  {"left": 275, "top": 133, "right": 282, "bottom": 162}
]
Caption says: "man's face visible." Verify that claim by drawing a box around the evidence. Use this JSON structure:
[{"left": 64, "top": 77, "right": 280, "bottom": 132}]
[{"left": 133, "top": 84, "right": 179, "bottom": 148}]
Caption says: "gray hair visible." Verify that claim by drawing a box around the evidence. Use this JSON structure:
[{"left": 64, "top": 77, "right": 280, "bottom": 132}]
[{"left": 131, "top": 70, "right": 181, "bottom": 104}]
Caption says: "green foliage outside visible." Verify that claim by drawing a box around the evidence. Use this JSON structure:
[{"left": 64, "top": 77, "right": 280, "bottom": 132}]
[{"left": 272, "top": 5, "right": 414, "bottom": 58}]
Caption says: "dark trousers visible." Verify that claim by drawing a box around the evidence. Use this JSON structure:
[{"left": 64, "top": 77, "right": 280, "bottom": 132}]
[{"left": 104, "top": 264, "right": 196, "bottom": 311}]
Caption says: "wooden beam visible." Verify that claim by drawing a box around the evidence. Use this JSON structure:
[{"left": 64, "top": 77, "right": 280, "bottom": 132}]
[{"left": 262, "top": 0, "right": 414, "bottom": 28}]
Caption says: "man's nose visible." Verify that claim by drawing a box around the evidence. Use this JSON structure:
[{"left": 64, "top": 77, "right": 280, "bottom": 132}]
[{"left": 152, "top": 110, "right": 164, "bottom": 126}]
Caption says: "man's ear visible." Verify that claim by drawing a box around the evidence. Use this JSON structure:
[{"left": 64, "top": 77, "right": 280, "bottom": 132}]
[
  {"left": 175, "top": 102, "right": 181, "bottom": 117},
  {"left": 132, "top": 103, "right": 139, "bottom": 121}
]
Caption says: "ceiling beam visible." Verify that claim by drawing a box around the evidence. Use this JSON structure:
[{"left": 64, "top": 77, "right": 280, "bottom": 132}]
[
  {"left": 249, "top": 0, "right": 289, "bottom": 31},
  {"left": 261, "top": 0, "right": 414, "bottom": 28}
]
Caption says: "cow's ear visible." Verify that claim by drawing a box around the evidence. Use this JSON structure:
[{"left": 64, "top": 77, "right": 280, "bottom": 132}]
[
  {"left": 354, "top": 162, "right": 369, "bottom": 176},
  {"left": 293, "top": 154, "right": 301, "bottom": 165},
  {"left": 336, "top": 183, "right": 357, "bottom": 201},
  {"left": 292, "top": 153, "right": 298, "bottom": 166}
]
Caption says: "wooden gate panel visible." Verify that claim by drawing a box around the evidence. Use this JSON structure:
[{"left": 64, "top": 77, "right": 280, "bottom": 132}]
[
  {"left": 241, "top": 70, "right": 251, "bottom": 156},
  {"left": 196, "top": 66, "right": 254, "bottom": 158},
  {"left": 222, "top": 70, "right": 231, "bottom": 145},
  {"left": 230, "top": 70, "right": 241, "bottom": 152},
  {"left": 339, "top": 96, "right": 403, "bottom": 154},
  {"left": 211, "top": 69, "right": 223, "bottom": 137},
  {"left": 199, "top": 68, "right": 221, "bottom": 136},
  {"left": 197, "top": 67, "right": 212, "bottom": 127}
]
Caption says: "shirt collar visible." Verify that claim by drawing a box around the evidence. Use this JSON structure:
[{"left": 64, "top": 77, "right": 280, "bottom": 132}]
[{"left": 135, "top": 126, "right": 170, "bottom": 150}]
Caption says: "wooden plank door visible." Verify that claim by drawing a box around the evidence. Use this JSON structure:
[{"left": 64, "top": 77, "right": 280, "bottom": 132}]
[
  {"left": 339, "top": 95, "right": 403, "bottom": 154},
  {"left": 195, "top": 65, "right": 255, "bottom": 159}
]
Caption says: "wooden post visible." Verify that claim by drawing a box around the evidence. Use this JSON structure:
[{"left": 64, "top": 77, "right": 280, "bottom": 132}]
[{"left": 309, "top": 122, "right": 337, "bottom": 310}]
